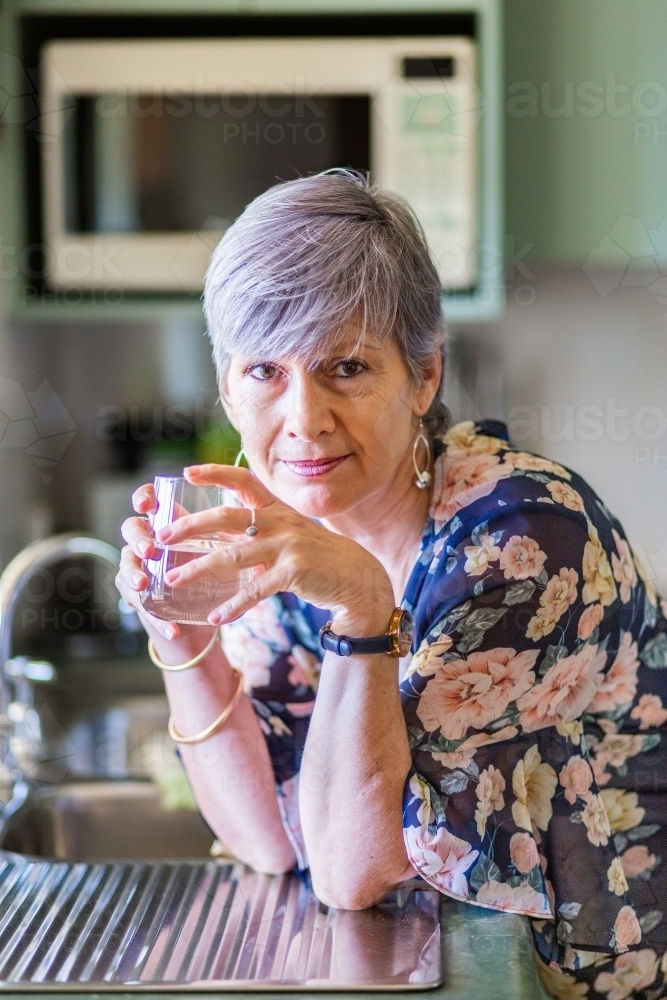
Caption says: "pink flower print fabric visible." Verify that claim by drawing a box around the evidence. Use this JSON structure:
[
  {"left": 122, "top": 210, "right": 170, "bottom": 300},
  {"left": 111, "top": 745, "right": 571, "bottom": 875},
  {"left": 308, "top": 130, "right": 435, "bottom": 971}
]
[
  {"left": 224, "top": 421, "right": 667, "bottom": 998},
  {"left": 398, "top": 421, "right": 667, "bottom": 996}
]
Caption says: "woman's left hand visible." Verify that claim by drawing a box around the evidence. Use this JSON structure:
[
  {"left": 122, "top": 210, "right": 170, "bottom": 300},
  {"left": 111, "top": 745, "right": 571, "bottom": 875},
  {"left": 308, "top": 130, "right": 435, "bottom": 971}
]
[{"left": 155, "top": 463, "right": 395, "bottom": 628}]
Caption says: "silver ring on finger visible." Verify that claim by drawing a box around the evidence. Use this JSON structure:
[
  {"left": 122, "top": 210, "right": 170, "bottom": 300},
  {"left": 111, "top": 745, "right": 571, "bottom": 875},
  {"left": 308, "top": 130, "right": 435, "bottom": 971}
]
[{"left": 245, "top": 508, "right": 259, "bottom": 537}]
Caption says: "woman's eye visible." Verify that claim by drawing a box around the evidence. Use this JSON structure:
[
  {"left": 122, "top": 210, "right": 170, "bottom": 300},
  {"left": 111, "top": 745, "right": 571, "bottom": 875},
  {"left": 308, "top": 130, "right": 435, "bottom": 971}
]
[
  {"left": 249, "top": 363, "right": 280, "bottom": 380},
  {"left": 334, "top": 360, "right": 365, "bottom": 377}
]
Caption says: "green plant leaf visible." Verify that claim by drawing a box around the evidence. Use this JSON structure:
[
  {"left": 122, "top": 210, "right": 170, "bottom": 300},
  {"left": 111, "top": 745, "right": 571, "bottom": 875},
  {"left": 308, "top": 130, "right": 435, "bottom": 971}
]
[
  {"left": 538, "top": 644, "right": 570, "bottom": 676},
  {"left": 440, "top": 770, "right": 470, "bottom": 794},
  {"left": 407, "top": 727, "right": 425, "bottom": 750},
  {"left": 644, "top": 592, "right": 658, "bottom": 631},
  {"left": 640, "top": 733, "right": 662, "bottom": 753},
  {"left": 471, "top": 521, "right": 489, "bottom": 546},
  {"left": 488, "top": 712, "right": 520, "bottom": 730},
  {"left": 524, "top": 472, "right": 551, "bottom": 484},
  {"left": 524, "top": 866, "right": 545, "bottom": 892},
  {"left": 469, "top": 854, "right": 502, "bottom": 891},
  {"left": 627, "top": 824, "right": 661, "bottom": 841},
  {"left": 503, "top": 580, "right": 536, "bottom": 605},
  {"left": 640, "top": 634, "right": 667, "bottom": 669},
  {"left": 456, "top": 627, "right": 487, "bottom": 654},
  {"left": 441, "top": 601, "right": 472, "bottom": 627},
  {"left": 639, "top": 910, "right": 663, "bottom": 934},
  {"left": 461, "top": 608, "right": 508, "bottom": 631}
]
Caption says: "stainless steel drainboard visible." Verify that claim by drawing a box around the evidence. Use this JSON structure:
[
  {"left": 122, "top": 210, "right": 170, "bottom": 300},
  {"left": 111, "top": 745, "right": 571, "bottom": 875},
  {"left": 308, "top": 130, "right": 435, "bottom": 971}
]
[{"left": 0, "top": 853, "right": 441, "bottom": 991}]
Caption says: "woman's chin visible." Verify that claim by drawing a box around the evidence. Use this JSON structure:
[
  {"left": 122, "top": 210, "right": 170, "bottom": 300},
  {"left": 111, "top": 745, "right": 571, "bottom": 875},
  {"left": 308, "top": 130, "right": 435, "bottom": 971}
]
[{"left": 275, "top": 477, "right": 360, "bottom": 520}]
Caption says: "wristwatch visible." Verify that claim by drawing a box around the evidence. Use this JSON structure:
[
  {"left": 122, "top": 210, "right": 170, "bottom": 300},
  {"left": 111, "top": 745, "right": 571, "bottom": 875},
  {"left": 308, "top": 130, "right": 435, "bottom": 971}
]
[{"left": 319, "top": 607, "right": 413, "bottom": 658}]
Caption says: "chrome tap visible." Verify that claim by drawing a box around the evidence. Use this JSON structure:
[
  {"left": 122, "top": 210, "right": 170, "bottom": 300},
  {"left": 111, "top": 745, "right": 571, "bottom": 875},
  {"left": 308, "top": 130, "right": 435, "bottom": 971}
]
[{"left": 0, "top": 535, "right": 120, "bottom": 818}]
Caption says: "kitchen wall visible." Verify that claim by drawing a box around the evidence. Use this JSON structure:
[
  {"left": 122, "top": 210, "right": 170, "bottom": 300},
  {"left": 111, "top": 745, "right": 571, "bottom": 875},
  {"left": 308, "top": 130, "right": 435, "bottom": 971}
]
[
  {"left": 0, "top": 0, "right": 665, "bottom": 595},
  {"left": 504, "top": 0, "right": 667, "bottom": 262},
  {"left": 448, "top": 265, "right": 667, "bottom": 592}
]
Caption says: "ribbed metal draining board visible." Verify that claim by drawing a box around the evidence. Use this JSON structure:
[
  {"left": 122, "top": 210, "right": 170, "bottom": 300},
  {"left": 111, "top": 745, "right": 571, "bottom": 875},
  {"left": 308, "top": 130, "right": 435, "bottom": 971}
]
[{"left": 0, "top": 853, "right": 441, "bottom": 991}]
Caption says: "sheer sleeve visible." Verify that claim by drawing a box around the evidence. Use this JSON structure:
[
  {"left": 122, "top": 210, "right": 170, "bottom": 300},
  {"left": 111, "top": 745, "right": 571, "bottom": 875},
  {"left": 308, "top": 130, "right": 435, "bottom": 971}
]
[
  {"left": 220, "top": 593, "right": 326, "bottom": 870},
  {"left": 400, "top": 501, "right": 645, "bottom": 952}
]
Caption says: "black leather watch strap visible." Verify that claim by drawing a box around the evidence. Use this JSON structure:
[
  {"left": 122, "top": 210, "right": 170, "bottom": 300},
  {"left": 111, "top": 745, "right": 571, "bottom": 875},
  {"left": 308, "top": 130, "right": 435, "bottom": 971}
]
[{"left": 319, "top": 626, "right": 394, "bottom": 657}]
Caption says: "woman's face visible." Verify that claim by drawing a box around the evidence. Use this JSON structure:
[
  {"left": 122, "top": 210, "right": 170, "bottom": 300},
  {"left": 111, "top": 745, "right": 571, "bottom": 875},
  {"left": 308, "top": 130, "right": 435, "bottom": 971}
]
[{"left": 220, "top": 332, "right": 441, "bottom": 520}]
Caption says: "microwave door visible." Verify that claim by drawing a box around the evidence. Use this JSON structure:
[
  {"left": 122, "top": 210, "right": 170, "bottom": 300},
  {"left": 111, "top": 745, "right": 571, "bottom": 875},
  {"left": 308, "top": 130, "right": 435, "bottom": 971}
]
[{"left": 41, "top": 37, "right": 479, "bottom": 294}]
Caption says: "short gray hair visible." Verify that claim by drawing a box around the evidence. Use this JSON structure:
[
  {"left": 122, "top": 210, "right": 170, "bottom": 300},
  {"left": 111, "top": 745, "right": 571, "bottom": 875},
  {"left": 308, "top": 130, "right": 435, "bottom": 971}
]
[{"left": 203, "top": 170, "right": 449, "bottom": 434}]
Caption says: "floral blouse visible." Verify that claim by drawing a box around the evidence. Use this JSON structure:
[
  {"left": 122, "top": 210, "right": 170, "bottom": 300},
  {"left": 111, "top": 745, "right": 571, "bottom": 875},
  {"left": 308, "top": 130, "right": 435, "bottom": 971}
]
[{"left": 220, "top": 420, "right": 667, "bottom": 998}]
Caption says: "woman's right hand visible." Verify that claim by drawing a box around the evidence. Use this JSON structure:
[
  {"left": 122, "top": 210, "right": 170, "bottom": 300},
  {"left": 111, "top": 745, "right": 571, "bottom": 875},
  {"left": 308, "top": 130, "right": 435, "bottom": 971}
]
[
  {"left": 117, "top": 489, "right": 295, "bottom": 874},
  {"left": 116, "top": 483, "right": 216, "bottom": 647}
]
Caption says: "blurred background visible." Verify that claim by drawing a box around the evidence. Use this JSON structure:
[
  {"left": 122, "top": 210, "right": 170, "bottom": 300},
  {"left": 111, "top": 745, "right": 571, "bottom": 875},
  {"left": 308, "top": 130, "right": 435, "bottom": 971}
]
[{"left": 0, "top": 0, "right": 665, "bottom": 594}]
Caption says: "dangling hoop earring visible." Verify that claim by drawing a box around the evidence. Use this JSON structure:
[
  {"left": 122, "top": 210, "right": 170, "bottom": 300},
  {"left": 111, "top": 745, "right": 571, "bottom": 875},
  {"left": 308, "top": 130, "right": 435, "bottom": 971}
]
[
  {"left": 233, "top": 448, "right": 247, "bottom": 468},
  {"left": 413, "top": 418, "right": 432, "bottom": 490}
]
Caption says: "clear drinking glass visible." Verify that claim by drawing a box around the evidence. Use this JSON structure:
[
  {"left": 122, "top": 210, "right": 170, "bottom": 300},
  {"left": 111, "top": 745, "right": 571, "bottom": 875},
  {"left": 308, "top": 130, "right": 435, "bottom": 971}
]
[{"left": 140, "top": 476, "right": 249, "bottom": 625}]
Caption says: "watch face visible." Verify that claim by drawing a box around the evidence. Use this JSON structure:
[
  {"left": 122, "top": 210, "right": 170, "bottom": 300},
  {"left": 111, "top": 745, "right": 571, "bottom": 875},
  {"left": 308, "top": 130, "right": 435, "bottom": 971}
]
[{"left": 397, "top": 610, "right": 414, "bottom": 657}]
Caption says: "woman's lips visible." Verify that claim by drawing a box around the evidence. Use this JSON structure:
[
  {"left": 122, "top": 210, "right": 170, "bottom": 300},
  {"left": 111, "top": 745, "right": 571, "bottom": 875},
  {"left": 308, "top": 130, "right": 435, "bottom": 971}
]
[{"left": 281, "top": 455, "right": 349, "bottom": 478}]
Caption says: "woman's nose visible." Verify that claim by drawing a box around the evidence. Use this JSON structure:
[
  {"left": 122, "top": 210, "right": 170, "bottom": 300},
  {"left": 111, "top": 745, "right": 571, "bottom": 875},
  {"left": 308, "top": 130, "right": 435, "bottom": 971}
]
[{"left": 281, "top": 375, "right": 336, "bottom": 440}]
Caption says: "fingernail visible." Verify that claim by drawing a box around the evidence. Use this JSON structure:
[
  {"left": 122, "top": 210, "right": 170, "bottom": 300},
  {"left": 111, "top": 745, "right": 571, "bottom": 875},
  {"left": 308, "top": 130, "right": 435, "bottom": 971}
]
[
  {"left": 165, "top": 571, "right": 178, "bottom": 584},
  {"left": 165, "top": 625, "right": 178, "bottom": 640},
  {"left": 208, "top": 611, "right": 222, "bottom": 625},
  {"left": 138, "top": 540, "right": 151, "bottom": 556},
  {"left": 131, "top": 572, "right": 144, "bottom": 588},
  {"left": 156, "top": 528, "right": 171, "bottom": 542}
]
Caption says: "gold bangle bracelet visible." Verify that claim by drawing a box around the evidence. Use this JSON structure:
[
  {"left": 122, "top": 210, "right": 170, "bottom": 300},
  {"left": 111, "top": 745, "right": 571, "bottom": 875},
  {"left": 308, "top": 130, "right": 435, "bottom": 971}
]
[
  {"left": 148, "top": 626, "right": 220, "bottom": 672},
  {"left": 167, "top": 668, "right": 245, "bottom": 745}
]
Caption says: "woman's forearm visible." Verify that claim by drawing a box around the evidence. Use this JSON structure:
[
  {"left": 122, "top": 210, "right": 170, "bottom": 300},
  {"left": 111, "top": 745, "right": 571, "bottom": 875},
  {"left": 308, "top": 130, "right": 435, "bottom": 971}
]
[
  {"left": 299, "top": 611, "right": 415, "bottom": 909},
  {"left": 155, "top": 633, "right": 296, "bottom": 874}
]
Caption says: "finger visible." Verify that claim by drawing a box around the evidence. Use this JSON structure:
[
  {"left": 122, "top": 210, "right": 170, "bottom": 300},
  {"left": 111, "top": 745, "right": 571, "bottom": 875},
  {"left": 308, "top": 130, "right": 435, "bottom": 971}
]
[
  {"left": 132, "top": 484, "right": 157, "bottom": 514},
  {"left": 121, "top": 515, "right": 158, "bottom": 558},
  {"left": 115, "top": 568, "right": 142, "bottom": 608},
  {"left": 184, "top": 464, "right": 279, "bottom": 510},
  {"left": 208, "top": 566, "right": 285, "bottom": 625},
  {"left": 115, "top": 560, "right": 180, "bottom": 640},
  {"left": 163, "top": 540, "right": 271, "bottom": 588},
  {"left": 157, "top": 506, "right": 254, "bottom": 544},
  {"left": 119, "top": 546, "right": 149, "bottom": 590},
  {"left": 142, "top": 614, "right": 180, "bottom": 641}
]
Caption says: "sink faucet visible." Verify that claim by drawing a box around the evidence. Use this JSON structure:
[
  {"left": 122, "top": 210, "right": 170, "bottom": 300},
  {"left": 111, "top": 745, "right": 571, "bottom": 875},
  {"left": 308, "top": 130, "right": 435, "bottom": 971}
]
[{"left": 0, "top": 534, "right": 120, "bottom": 825}]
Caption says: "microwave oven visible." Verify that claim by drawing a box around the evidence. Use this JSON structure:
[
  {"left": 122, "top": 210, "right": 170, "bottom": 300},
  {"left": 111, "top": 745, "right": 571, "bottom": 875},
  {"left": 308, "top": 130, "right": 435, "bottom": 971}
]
[{"left": 42, "top": 37, "right": 480, "bottom": 294}]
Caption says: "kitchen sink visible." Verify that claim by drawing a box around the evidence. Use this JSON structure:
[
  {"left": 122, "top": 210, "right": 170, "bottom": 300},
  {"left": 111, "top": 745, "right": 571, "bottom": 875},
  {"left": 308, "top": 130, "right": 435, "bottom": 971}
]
[
  {"left": 0, "top": 780, "right": 442, "bottom": 991},
  {"left": 0, "top": 780, "right": 215, "bottom": 862}
]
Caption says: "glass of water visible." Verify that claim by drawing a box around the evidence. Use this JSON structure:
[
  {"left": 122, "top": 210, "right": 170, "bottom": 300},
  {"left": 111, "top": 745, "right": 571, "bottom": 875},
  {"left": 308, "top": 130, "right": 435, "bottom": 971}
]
[{"left": 140, "top": 476, "right": 249, "bottom": 625}]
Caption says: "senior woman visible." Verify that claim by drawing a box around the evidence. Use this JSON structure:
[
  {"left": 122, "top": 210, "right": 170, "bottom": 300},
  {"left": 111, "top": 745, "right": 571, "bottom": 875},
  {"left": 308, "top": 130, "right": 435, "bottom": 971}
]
[{"left": 117, "top": 171, "right": 667, "bottom": 999}]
